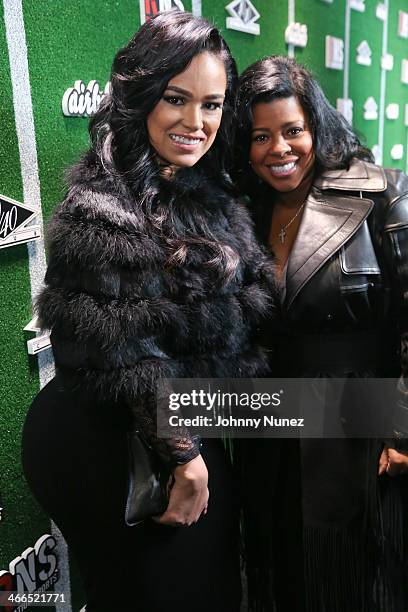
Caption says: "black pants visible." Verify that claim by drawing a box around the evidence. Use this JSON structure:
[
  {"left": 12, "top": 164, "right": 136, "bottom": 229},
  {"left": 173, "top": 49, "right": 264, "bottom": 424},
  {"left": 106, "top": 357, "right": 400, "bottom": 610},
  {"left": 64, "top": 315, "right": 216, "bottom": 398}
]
[{"left": 22, "top": 377, "right": 241, "bottom": 612}]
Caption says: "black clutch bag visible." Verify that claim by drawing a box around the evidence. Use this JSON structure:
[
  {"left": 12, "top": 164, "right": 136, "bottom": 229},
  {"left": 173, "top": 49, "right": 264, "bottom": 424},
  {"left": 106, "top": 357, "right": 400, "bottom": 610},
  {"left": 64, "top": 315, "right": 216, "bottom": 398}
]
[{"left": 125, "top": 430, "right": 171, "bottom": 526}]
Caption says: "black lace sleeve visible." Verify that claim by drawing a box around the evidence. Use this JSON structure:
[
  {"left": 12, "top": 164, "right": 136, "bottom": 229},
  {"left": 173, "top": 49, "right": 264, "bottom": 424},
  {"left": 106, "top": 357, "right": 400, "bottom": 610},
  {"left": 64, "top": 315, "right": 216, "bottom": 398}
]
[{"left": 131, "top": 395, "right": 201, "bottom": 468}]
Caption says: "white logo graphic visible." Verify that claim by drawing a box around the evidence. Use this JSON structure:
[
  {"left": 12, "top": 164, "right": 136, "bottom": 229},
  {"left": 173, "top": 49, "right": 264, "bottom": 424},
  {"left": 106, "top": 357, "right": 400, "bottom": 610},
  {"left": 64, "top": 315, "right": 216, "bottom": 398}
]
[
  {"left": 350, "top": 0, "right": 365, "bottom": 11},
  {"left": 376, "top": 2, "right": 387, "bottom": 21},
  {"left": 326, "top": 36, "right": 344, "bottom": 70},
  {"left": 363, "top": 97, "right": 378, "bottom": 120},
  {"left": 386, "top": 103, "right": 399, "bottom": 120},
  {"left": 405, "top": 104, "right": 408, "bottom": 127},
  {"left": 356, "top": 41, "right": 372, "bottom": 66},
  {"left": 337, "top": 98, "right": 353, "bottom": 124},
  {"left": 398, "top": 11, "right": 408, "bottom": 38},
  {"left": 372, "top": 144, "right": 382, "bottom": 165},
  {"left": 226, "top": 0, "right": 260, "bottom": 35},
  {"left": 285, "top": 23, "right": 308, "bottom": 48},
  {"left": 401, "top": 59, "right": 408, "bottom": 85},
  {"left": 0, "top": 534, "right": 58, "bottom": 597},
  {"left": 62, "top": 80, "right": 111, "bottom": 117},
  {"left": 381, "top": 53, "right": 394, "bottom": 71},
  {"left": 391, "top": 144, "right": 404, "bottom": 160},
  {"left": 0, "top": 194, "right": 40, "bottom": 249}
]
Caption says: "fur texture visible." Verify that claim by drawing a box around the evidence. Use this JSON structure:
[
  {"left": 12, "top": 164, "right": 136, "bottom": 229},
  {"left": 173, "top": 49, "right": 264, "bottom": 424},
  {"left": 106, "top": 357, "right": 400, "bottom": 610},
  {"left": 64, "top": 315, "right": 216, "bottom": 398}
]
[{"left": 38, "top": 153, "right": 274, "bottom": 403}]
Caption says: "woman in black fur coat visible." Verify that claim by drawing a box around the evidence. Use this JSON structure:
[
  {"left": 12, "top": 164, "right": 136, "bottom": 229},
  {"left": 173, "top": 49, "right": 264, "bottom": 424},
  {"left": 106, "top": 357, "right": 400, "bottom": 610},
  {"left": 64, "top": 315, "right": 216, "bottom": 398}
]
[{"left": 22, "top": 12, "right": 271, "bottom": 612}]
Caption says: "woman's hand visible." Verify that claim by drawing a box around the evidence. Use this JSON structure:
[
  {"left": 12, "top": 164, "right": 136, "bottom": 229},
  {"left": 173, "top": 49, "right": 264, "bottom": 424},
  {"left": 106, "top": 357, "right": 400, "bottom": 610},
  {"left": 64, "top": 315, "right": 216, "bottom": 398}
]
[
  {"left": 378, "top": 446, "right": 408, "bottom": 476},
  {"left": 154, "top": 454, "right": 209, "bottom": 527}
]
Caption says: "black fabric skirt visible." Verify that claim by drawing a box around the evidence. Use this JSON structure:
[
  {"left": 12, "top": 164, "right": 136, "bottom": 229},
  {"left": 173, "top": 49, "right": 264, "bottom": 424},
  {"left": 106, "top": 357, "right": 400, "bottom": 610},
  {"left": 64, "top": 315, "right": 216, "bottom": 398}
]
[
  {"left": 238, "top": 330, "right": 408, "bottom": 612},
  {"left": 239, "top": 436, "right": 408, "bottom": 612},
  {"left": 22, "top": 376, "right": 241, "bottom": 612}
]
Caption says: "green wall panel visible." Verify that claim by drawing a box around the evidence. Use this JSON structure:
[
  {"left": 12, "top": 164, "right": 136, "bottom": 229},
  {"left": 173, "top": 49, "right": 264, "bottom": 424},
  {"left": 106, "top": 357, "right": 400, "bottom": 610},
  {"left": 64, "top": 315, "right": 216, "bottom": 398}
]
[
  {"left": 384, "top": 0, "right": 408, "bottom": 171},
  {"left": 0, "top": 1, "right": 47, "bottom": 571},
  {"left": 23, "top": 0, "right": 141, "bottom": 222},
  {"left": 296, "top": 0, "right": 346, "bottom": 106},
  {"left": 348, "top": 0, "right": 383, "bottom": 152}
]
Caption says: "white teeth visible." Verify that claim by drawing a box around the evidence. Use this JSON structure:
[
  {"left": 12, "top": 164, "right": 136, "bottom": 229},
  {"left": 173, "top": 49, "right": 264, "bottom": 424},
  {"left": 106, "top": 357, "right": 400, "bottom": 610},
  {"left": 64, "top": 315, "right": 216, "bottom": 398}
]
[
  {"left": 170, "top": 134, "right": 201, "bottom": 145},
  {"left": 269, "top": 161, "right": 296, "bottom": 174}
]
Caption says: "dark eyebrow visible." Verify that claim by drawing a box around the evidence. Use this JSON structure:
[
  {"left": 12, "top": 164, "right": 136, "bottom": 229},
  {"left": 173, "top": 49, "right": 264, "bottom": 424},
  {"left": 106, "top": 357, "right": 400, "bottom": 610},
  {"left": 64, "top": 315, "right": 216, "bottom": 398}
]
[{"left": 165, "top": 85, "right": 225, "bottom": 101}]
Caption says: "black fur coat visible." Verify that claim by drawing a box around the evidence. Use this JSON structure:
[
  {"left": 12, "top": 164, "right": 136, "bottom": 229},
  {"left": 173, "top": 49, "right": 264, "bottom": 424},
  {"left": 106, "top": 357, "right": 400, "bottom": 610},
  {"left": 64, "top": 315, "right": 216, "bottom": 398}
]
[{"left": 37, "top": 153, "right": 272, "bottom": 458}]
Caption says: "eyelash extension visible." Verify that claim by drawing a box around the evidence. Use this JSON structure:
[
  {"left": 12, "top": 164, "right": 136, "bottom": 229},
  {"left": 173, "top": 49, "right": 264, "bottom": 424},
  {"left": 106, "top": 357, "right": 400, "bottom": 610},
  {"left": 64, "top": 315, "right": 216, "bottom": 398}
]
[
  {"left": 288, "top": 127, "right": 303, "bottom": 135},
  {"left": 163, "top": 96, "right": 184, "bottom": 105},
  {"left": 252, "top": 134, "right": 268, "bottom": 142},
  {"left": 163, "top": 96, "right": 223, "bottom": 111},
  {"left": 204, "top": 102, "right": 223, "bottom": 111},
  {"left": 252, "top": 127, "right": 303, "bottom": 142}
]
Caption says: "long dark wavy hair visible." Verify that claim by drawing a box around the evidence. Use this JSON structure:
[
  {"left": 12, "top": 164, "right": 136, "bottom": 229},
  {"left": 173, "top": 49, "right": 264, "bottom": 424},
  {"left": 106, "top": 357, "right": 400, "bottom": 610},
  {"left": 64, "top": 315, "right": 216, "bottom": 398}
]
[
  {"left": 85, "top": 11, "right": 240, "bottom": 282},
  {"left": 89, "top": 10, "right": 238, "bottom": 199},
  {"left": 235, "top": 55, "right": 373, "bottom": 196}
]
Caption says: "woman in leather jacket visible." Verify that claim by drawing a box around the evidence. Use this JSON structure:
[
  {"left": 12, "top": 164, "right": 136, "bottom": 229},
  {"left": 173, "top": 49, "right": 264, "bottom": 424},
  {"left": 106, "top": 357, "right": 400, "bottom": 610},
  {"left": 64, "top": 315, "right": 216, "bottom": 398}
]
[
  {"left": 21, "top": 13, "right": 271, "bottom": 612},
  {"left": 235, "top": 55, "right": 408, "bottom": 612}
]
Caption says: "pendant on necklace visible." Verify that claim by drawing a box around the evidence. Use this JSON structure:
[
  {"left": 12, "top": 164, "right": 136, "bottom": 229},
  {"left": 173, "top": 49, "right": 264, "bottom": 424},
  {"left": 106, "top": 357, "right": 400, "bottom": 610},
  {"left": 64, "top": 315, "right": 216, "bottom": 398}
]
[{"left": 279, "top": 227, "right": 286, "bottom": 244}]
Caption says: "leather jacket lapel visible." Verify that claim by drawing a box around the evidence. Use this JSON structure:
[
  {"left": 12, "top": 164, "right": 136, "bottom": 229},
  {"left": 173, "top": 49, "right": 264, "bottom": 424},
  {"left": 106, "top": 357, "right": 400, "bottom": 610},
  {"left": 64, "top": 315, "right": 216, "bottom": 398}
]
[
  {"left": 285, "top": 189, "right": 374, "bottom": 308},
  {"left": 314, "top": 159, "right": 387, "bottom": 192}
]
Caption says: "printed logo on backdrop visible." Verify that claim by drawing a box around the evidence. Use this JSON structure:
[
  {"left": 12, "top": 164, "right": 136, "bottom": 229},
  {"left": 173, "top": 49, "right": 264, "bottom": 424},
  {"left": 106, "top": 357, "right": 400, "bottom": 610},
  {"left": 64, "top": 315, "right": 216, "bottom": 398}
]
[
  {"left": 398, "top": 11, "right": 408, "bottom": 39},
  {"left": 364, "top": 97, "right": 378, "bottom": 121},
  {"left": 391, "top": 144, "right": 404, "bottom": 161},
  {"left": 381, "top": 53, "right": 394, "bottom": 71},
  {"left": 0, "top": 534, "right": 58, "bottom": 611},
  {"left": 325, "top": 36, "right": 344, "bottom": 70},
  {"left": 356, "top": 41, "right": 372, "bottom": 67},
  {"left": 0, "top": 195, "right": 40, "bottom": 250},
  {"left": 225, "top": 0, "right": 260, "bottom": 35},
  {"left": 376, "top": 3, "right": 387, "bottom": 21},
  {"left": 140, "top": 0, "right": 185, "bottom": 24},
  {"left": 350, "top": 0, "right": 365, "bottom": 12},
  {"left": 336, "top": 98, "right": 353, "bottom": 125},
  {"left": 401, "top": 59, "right": 408, "bottom": 84},
  {"left": 285, "top": 23, "right": 308, "bottom": 48},
  {"left": 62, "top": 80, "right": 111, "bottom": 117}
]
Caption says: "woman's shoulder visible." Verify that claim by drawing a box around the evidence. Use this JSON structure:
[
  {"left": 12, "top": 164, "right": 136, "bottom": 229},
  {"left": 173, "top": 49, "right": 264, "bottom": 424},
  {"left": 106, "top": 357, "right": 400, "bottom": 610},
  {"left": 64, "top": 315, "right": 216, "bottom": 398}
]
[
  {"left": 44, "top": 152, "right": 161, "bottom": 269},
  {"left": 53, "top": 152, "right": 146, "bottom": 232}
]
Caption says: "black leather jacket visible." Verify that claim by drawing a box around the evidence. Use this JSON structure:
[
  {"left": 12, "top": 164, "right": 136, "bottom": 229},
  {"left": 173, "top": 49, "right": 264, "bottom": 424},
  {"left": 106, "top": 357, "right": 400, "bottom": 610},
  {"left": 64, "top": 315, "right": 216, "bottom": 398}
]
[{"left": 254, "top": 158, "right": 408, "bottom": 448}]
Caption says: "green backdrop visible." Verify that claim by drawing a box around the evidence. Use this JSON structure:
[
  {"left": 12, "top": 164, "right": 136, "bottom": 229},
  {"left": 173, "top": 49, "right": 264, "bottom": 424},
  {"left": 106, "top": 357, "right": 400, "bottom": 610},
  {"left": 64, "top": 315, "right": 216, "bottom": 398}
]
[{"left": 1, "top": 1, "right": 407, "bottom": 610}]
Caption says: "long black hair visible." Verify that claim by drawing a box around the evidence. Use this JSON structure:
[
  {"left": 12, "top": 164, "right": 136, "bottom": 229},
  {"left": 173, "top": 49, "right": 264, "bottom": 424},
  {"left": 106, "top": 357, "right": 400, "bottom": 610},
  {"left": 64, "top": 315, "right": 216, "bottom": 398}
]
[
  {"left": 235, "top": 55, "right": 373, "bottom": 195},
  {"left": 89, "top": 10, "right": 238, "bottom": 198}
]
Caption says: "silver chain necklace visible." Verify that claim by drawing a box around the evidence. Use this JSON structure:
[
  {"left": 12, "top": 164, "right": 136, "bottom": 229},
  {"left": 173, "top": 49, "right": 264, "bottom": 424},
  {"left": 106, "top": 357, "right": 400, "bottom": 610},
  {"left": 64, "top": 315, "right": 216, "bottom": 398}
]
[{"left": 278, "top": 201, "right": 306, "bottom": 244}]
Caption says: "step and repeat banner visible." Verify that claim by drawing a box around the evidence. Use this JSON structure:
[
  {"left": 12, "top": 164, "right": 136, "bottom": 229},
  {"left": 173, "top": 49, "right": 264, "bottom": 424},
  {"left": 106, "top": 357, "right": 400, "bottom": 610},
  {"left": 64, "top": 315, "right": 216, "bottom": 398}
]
[{"left": 0, "top": 0, "right": 407, "bottom": 610}]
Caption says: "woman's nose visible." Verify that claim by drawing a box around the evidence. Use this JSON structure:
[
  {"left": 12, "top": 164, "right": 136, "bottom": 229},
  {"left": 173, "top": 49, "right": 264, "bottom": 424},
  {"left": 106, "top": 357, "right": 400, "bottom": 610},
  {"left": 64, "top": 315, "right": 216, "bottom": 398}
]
[
  {"left": 268, "top": 137, "right": 291, "bottom": 157},
  {"left": 182, "top": 104, "right": 204, "bottom": 131}
]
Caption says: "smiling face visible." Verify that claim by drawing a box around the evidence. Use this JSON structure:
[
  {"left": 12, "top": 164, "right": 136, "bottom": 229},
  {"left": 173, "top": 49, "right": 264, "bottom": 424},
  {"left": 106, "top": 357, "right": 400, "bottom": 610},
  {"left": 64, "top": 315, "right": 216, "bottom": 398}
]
[
  {"left": 146, "top": 52, "right": 227, "bottom": 169},
  {"left": 249, "top": 96, "right": 315, "bottom": 193}
]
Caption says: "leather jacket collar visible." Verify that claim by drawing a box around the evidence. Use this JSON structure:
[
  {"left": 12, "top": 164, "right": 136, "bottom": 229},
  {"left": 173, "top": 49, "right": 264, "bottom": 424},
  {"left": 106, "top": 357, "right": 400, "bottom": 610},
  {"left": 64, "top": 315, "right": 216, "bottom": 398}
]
[
  {"left": 285, "top": 159, "right": 384, "bottom": 308},
  {"left": 313, "top": 158, "right": 387, "bottom": 193}
]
